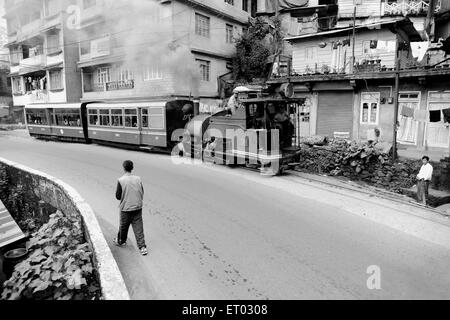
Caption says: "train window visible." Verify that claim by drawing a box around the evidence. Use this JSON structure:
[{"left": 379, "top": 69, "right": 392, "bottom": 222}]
[
  {"left": 141, "top": 108, "right": 148, "bottom": 128},
  {"left": 26, "top": 109, "right": 48, "bottom": 125},
  {"left": 55, "top": 109, "right": 81, "bottom": 126},
  {"left": 111, "top": 109, "right": 123, "bottom": 127},
  {"left": 89, "top": 109, "right": 99, "bottom": 126},
  {"left": 149, "top": 107, "right": 164, "bottom": 129},
  {"left": 124, "top": 109, "right": 138, "bottom": 128},
  {"left": 100, "top": 109, "right": 110, "bottom": 126}
]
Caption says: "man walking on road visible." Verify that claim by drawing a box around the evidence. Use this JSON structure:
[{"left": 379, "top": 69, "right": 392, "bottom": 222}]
[
  {"left": 416, "top": 156, "right": 433, "bottom": 206},
  {"left": 113, "top": 160, "right": 148, "bottom": 255}
]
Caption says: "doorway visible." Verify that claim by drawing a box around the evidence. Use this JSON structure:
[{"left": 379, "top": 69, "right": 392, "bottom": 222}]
[
  {"left": 426, "top": 92, "right": 450, "bottom": 149},
  {"left": 397, "top": 92, "right": 420, "bottom": 145}
]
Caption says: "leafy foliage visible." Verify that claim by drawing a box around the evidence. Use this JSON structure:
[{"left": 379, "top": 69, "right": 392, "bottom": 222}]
[
  {"left": 232, "top": 16, "right": 284, "bottom": 82},
  {"left": 1, "top": 211, "right": 101, "bottom": 300}
]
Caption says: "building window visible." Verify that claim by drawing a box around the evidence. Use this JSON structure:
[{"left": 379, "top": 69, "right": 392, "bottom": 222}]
[
  {"left": 143, "top": 65, "right": 163, "bottom": 81},
  {"left": 44, "top": 0, "right": 59, "bottom": 17},
  {"left": 305, "top": 47, "right": 317, "bottom": 61},
  {"left": 46, "top": 32, "right": 60, "bottom": 55},
  {"left": 12, "top": 77, "right": 22, "bottom": 93},
  {"left": 124, "top": 109, "right": 138, "bottom": 127},
  {"left": 117, "top": 67, "right": 133, "bottom": 82},
  {"left": 360, "top": 92, "right": 380, "bottom": 124},
  {"left": 83, "top": 0, "right": 96, "bottom": 9},
  {"left": 49, "top": 70, "right": 63, "bottom": 90},
  {"left": 242, "top": 0, "right": 248, "bottom": 11},
  {"left": 197, "top": 59, "right": 210, "bottom": 81},
  {"left": 224, "top": 0, "right": 234, "bottom": 5},
  {"left": 195, "top": 13, "right": 210, "bottom": 38},
  {"left": 226, "top": 24, "right": 233, "bottom": 43},
  {"left": 96, "top": 67, "right": 111, "bottom": 84}
]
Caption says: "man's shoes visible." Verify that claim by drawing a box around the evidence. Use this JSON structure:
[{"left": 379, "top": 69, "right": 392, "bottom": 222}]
[
  {"left": 113, "top": 238, "right": 126, "bottom": 247},
  {"left": 140, "top": 246, "right": 148, "bottom": 256}
]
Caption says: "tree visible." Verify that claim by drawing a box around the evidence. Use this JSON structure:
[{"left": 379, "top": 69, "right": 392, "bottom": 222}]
[{"left": 232, "top": 16, "right": 284, "bottom": 83}]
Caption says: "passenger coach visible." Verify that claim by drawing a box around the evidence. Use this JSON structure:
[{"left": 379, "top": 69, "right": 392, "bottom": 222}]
[
  {"left": 25, "top": 103, "right": 89, "bottom": 142},
  {"left": 86, "top": 100, "right": 194, "bottom": 150}
]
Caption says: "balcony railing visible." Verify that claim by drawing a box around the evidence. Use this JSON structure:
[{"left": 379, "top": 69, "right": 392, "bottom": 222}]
[
  {"left": 84, "top": 80, "right": 134, "bottom": 92},
  {"left": 383, "top": 0, "right": 441, "bottom": 16},
  {"left": 106, "top": 80, "right": 134, "bottom": 91}
]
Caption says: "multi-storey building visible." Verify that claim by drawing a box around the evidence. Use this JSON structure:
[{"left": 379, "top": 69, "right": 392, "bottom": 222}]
[
  {"left": 3, "top": 0, "right": 256, "bottom": 118},
  {"left": 4, "top": 0, "right": 82, "bottom": 116},
  {"left": 264, "top": 0, "right": 450, "bottom": 159},
  {"left": 75, "top": 0, "right": 255, "bottom": 113}
]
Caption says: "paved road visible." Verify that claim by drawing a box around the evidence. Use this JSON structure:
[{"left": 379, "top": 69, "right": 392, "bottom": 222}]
[{"left": 1, "top": 131, "right": 450, "bottom": 299}]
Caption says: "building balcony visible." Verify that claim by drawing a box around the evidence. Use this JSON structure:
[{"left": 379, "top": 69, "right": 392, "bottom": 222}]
[
  {"left": 84, "top": 80, "right": 134, "bottom": 93},
  {"left": 16, "top": 20, "right": 43, "bottom": 42},
  {"left": 106, "top": 80, "right": 134, "bottom": 91},
  {"left": 382, "top": 0, "right": 441, "bottom": 16},
  {"left": 13, "top": 89, "right": 49, "bottom": 106},
  {"left": 20, "top": 54, "right": 46, "bottom": 69},
  {"left": 46, "top": 51, "right": 63, "bottom": 67},
  {"left": 10, "top": 64, "right": 20, "bottom": 75},
  {"left": 40, "top": 14, "right": 62, "bottom": 33},
  {"left": 185, "top": 0, "right": 250, "bottom": 24}
]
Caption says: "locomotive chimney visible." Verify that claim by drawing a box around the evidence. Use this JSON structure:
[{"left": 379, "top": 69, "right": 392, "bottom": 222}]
[{"left": 193, "top": 97, "right": 200, "bottom": 116}]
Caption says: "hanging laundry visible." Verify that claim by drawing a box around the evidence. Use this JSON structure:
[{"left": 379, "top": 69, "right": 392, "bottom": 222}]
[
  {"left": 413, "top": 109, "right": 428, "bottom": 122},
  {"left": 410, "top": 42, "right": 429, "bottom": 62},
  {"left": 370, "top": 40, "right": 378, "bottom": 49},
  {"left": 400, "top": 105, "right": 414, "bottom": 117},
  {"left": 442, "top": 108, "right": 450, "bottom": 123}
]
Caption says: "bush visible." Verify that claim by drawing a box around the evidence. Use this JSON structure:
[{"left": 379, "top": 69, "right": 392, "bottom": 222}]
[{"left": 1, "top": 211, "right": 101, "bottom": 300}]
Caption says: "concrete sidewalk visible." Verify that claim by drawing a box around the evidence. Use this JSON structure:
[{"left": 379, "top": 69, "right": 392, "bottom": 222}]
[{"left": 286, "top": 170, "right": 450, "bottom": 218}]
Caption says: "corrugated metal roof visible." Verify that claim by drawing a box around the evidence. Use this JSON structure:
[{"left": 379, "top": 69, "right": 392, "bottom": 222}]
[{"left": 284, "top": 17, "right": 415, "bottom": 41}]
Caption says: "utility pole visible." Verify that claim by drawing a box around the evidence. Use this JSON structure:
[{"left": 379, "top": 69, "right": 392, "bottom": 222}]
[
  {"left": 425, "top": 0, "right": 437, "bottom": 41},
  {"left": 392, "top": 45, "right": 400, "bottom": 161},
  {"left": 352, "top": 5, "right": 356, "bottom": 73}
]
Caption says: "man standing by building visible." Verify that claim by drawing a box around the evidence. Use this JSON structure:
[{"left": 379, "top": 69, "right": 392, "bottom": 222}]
[
  {"left": 416, "top": 156, "right": 433, "bottom": 206},
  {"left": 113, "top": 160, "right": 148, "bottom": 255}
]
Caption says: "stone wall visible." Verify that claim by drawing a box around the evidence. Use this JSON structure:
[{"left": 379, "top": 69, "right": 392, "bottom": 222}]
[{"left": 0, "top": 157, "right": 130, "bottom": 300}]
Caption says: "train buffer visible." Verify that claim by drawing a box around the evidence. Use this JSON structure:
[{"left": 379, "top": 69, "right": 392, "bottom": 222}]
[{"left": 0, "top": 200, "right": 26, "bottom": 249}]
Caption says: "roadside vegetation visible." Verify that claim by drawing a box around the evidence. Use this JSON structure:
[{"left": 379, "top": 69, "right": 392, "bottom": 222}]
[{"left": 1, "top": 211, "right": 101, "bottom": 300}]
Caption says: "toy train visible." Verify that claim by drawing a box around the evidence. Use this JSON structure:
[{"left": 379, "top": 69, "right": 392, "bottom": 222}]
[{"left": 25, "top": 95, "right": 301, "bottom": 175}]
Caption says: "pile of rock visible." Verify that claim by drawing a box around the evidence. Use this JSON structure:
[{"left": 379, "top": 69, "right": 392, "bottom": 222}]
[{"left": 296, "top": 136, "right": 422, "bottom": 193}]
